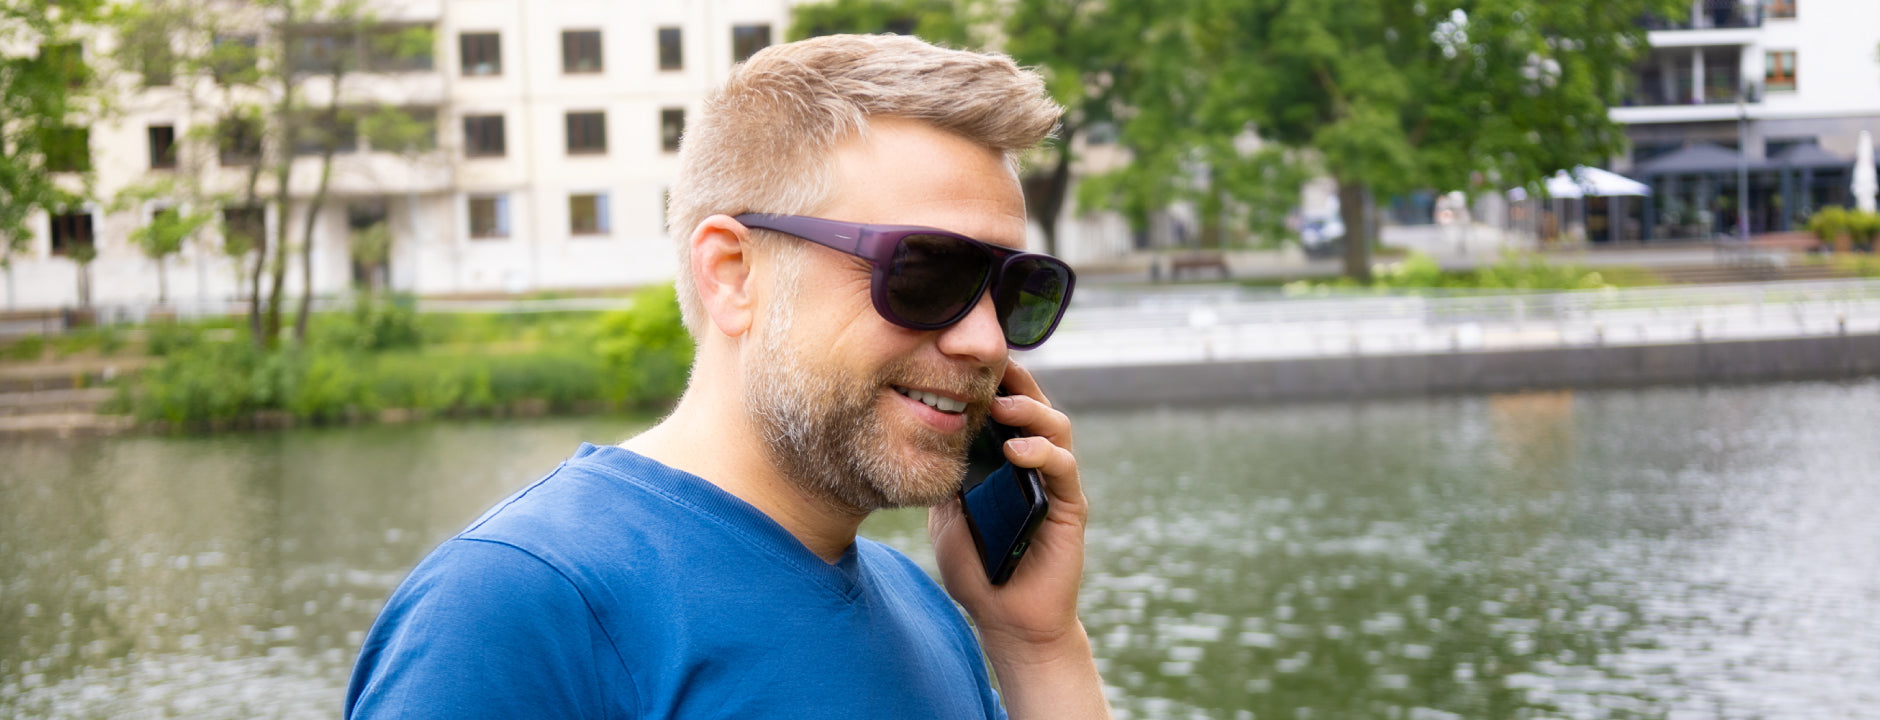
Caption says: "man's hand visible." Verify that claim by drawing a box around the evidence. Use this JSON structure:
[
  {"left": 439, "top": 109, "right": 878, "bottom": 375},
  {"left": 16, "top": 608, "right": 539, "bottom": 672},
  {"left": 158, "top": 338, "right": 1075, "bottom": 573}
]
[{"left": 930, "top": 362, "right": 1110, "bottom": 719}]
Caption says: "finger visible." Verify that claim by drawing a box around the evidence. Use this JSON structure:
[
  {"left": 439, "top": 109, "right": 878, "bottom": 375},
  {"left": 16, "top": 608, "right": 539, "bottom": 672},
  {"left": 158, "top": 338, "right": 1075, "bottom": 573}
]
[
  {"left": 991, "top": 392, "right": 1073, "bottom": 451},
  {"left": 1004, "top": 438, "right": 1085, "bottom": 518},
  {"left": 998, "top": 362, "right": 1052, "bottom": 408}
]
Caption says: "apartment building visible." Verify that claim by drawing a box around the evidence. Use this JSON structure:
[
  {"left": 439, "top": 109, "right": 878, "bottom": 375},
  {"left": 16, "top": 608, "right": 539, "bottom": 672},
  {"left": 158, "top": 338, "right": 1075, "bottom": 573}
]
[
  {"left": 10, "top": 0, "right": 795, "bottom": 310},
  {"left": 1610, "top": 0, "right": 1880, "bottom": 240}
]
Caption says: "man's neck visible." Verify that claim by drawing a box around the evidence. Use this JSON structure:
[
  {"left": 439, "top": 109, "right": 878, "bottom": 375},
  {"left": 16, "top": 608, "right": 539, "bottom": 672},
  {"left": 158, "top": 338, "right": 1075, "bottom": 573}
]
[{"left": 623, "top": 392, "right": 866, "bottom": 563}]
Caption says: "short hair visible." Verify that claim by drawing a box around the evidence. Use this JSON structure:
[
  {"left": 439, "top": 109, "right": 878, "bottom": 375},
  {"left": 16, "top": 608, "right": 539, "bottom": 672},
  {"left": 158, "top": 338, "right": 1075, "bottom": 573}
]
[{"left": 665, "top": 33, "right": 1062, "bottom": 337}]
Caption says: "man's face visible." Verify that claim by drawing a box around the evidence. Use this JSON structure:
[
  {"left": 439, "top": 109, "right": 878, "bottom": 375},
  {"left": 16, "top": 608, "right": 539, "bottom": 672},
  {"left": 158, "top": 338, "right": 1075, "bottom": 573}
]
[{"left": 743, "top": 119, "right": 1026, "bottom": 513}]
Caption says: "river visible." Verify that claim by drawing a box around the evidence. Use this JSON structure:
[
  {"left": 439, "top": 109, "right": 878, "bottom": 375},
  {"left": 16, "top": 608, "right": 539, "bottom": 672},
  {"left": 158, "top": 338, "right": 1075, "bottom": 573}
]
[{"left": 4, "top": 379, "right": 1878, "bottom": 719}]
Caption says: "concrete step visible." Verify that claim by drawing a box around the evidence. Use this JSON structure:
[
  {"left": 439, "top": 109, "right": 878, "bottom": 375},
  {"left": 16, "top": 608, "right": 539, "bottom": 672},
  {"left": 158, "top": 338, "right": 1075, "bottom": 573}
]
[
  {"left": 0, "top": 387, "right": 116, "bottom": 417},
  {"left": 1652, "top": 263, "right": 1849, "bottom": 285},
  {"left": 0, "top": 412, "right": 134, "bottom": 438},
  {"left": 0, "top": 357, "right": 150, "bottom": 393}
]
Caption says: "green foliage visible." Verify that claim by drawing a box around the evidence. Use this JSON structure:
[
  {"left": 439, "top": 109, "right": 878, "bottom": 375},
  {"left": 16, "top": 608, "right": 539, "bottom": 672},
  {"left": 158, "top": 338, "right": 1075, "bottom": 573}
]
[
  {"left": 4, "top": 334, "right": 47, "bottom": 361},
  {"left": 1808, "top": 206, "right": 1848, "bottom": 243},
  {"left": 593, "top": 285, "right": 696, "bottom": 406},
  {"left": 123, "top": 290, "right": 696, "bottom": 430},
  {"left": 1831, "top": 253, "right": 1880, "bottom": 277},
  {"left": 0, "top": 0, "right": 105, "bottom": 262},
  {"left": 1074, "top": 0, "right": 1685, "bottom": 280},
  {"left": 788, "top": 0, "right": 972, "bottom": 45},
  {"left": 312, "top": 295, "right": 423, "bottom": 352},
  {"left": 1843, "top": 210, "right": 1880, "bottom": 250},
  {"left": 1287, "top": 251, "right": 1635, "bottom": 294}
]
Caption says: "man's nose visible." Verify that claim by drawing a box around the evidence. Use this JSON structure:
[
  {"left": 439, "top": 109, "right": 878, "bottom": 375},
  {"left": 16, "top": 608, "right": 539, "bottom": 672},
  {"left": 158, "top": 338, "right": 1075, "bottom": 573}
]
[{"left": 935, "top": 292, "right": 1007, "bottom": 366}]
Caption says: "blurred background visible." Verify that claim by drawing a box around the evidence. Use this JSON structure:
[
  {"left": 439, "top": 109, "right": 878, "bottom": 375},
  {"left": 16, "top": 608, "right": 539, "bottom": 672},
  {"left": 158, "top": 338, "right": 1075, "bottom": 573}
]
[{"left": 2, "top": 0, "right": 1879, "bottom": 718}]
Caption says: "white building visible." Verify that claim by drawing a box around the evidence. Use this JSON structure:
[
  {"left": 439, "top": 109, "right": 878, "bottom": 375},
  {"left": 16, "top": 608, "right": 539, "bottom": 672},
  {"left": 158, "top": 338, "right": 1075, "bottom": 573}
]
[
  {"left": 8, "top": 0, "right": 795, "bottom": 311},
  {"left": 1609, "top": 0, "right": 1880, "bottom": 240}
]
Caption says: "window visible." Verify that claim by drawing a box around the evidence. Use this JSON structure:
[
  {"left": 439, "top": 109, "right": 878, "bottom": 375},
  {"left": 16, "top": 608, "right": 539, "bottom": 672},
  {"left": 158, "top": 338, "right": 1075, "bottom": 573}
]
[
  {"left": 365, "top": 24, "right": 433, "bottom": 72},
  {"left": 290, "top": 26, "right": 352, "bottom": 74},
  {"left": 148, "top": 125, "right": 178, "bottom": 170},
  {"left": 1765, "top": 50, "right": 1797, "bottom": 92},
  {"left": 562, "top": 30, "right": 602, "bottom": 73},
  {"left": 49, "top": 211, "right": 95, "bottom": 257},
  {"left": 1764, "top": 0, "right": 1796, "bottom": 19},
  {"left": 212, "top": 34, "right": 259, "bottom": 84},
  {"left": 566, "top": 111, "right": 607, "bottom": 155},
  {"left": 136, "top": 42, "right": 175, "bottom": 86},
  {"left": 570, "top": 193, "right": 610, "bottom": 236},
  {"left": 660, "top": 108, "right": 685, "bottom": 153},
  {"left": 731, "top": 24, "right": 771, "bottom": 63},
  {"left": 469, "top": 194, "right": 510, "bottom": 239},
  {"left": 463, "top": 114, "right": 506, "bottom": 157},
  {"left": 43, "top": 126, "right": 89, "bottom": 172},
  {"left": 223, "top": 205, "right": 266, "bottom": 252},
  {"left": 461, "top": 32, "right": 500, "bottom": 75},
  {"left": 37, "top": 43, "right": 85, "bottom": 89},
  {"left": 218, "top": 115, "right": 262, "bottom": 166},
  {"left": 658, "top": 27, "right": 683, "bottom": 71},
  {"left": 294, "top": 109, "right": 359, "bottom": 156}
]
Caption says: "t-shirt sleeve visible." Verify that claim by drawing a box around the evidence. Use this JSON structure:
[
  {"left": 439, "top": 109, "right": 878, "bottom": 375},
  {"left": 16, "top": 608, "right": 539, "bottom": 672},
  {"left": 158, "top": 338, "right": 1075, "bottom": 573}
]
[{"left": 345, "top": 538, "right": 631, "bottom": 720}]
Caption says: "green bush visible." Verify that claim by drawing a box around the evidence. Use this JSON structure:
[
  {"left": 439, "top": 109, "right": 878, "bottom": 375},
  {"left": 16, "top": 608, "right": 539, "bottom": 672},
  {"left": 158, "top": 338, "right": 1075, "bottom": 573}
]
[
  {"left": 1288, "top": 251, "right": 1624, "bottom": 294},
  {"left": 1808, "top": 206, "right": 1849, "bottom": 245},
  {"left": 123, "top": 286, "right": 694, "bottom": 430},
  {"left": 3, "top": 334, "right": 46, "bottom": 361},
  {"left": 312, "top": 295, "right": 423, "bottom": 352},
  {"left": 593, "top": 284, "right": 695, "bottom": 406},
  {"left": 1844, "top": 210, "right": 1880, "bottom": 251}
]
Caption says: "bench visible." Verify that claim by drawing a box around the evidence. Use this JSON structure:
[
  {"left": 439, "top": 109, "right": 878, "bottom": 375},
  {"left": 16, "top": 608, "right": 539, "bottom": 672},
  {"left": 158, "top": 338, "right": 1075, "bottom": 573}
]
[{"left": 1164, "top": 252, "right": 1231, "bottom": 281}]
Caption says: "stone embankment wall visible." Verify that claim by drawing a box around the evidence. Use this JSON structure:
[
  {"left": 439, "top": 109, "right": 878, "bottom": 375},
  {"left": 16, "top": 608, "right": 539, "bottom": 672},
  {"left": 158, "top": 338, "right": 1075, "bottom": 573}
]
[{"left": 1034, "top": 333, "right": 1880, "bottom": 408}]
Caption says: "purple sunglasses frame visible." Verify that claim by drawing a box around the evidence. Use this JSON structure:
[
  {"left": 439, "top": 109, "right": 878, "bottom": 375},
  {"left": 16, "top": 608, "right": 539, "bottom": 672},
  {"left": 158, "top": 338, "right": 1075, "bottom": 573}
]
[{"left": 733, "top": 213, "right": 1076, "bottom": 350}]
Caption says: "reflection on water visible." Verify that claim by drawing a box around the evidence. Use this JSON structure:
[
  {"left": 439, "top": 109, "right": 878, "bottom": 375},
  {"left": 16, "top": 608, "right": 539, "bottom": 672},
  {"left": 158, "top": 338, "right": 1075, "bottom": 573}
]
[{"left": 6, "top": 382, "right": 1880, "bottom": 719}]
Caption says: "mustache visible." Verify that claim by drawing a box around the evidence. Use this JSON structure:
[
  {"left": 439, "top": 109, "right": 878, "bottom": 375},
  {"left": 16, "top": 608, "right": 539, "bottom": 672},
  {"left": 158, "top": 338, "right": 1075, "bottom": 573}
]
[{"left": 879, "top": 358, "right": 1002, "bottom": 409}]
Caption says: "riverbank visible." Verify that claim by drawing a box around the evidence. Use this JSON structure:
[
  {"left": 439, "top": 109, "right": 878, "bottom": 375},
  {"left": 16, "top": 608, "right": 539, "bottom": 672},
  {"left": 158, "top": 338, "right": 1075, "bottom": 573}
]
[{"left": 1032, "top": 331, "right": 1880, "bottom": 408}]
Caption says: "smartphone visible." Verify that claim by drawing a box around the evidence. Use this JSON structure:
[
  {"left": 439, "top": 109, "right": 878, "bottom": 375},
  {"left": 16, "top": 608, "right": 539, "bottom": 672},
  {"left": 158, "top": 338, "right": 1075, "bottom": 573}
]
[{"left": 958, "top": 401, "right": 1049, "bottom": 585}]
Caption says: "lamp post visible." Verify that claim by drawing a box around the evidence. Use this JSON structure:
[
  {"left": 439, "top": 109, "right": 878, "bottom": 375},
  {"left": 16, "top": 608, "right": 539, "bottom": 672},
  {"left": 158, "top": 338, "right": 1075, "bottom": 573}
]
[{"left": 1737, "top": 94, "right": 1750, "bottom": 239}]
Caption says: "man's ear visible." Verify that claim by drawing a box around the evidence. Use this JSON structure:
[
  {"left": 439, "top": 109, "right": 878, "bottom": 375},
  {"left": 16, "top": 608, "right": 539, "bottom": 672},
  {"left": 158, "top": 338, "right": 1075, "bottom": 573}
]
[{"left": 689, "top": 214, "right": 756, "bottom": 339}]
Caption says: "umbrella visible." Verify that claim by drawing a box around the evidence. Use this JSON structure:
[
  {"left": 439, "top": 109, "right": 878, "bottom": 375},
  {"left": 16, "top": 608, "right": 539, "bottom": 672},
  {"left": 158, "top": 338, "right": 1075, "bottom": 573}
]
[
  {"left": 1545, "top": 166, "right": 1651, "bottom": 198},
  {"left": 1854, "top": 130, "right": 1877, "bottom": 213}
]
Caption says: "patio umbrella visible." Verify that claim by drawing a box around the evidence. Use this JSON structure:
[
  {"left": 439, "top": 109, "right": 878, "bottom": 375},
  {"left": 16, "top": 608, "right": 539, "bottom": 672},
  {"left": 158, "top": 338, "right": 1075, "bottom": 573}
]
[
  {"left": 1854, "top": 130, "right": 1877, "bottom": 213},
  {"left": 1545, "top": 166, "right": 1651, "bottom": 198}
]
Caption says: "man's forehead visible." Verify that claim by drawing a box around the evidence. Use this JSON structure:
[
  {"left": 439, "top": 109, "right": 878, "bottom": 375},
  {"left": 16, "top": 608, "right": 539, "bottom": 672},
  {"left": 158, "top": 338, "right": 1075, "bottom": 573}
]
[{"left": 821, "top": 120, "right": 1028, "bottom": 249}]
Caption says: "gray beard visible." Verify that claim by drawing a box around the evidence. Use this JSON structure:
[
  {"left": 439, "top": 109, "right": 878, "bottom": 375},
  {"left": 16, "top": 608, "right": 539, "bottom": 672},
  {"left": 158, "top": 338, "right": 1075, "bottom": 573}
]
[{"left": 744, "top": 323, "right": 995, "bottom": 513}]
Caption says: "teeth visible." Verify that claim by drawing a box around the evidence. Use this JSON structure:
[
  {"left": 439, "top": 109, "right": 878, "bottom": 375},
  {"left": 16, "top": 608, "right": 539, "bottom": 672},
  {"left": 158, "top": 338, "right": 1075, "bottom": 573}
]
[{"left": 895, "top": 386, "right": 966, "bottom": 414}]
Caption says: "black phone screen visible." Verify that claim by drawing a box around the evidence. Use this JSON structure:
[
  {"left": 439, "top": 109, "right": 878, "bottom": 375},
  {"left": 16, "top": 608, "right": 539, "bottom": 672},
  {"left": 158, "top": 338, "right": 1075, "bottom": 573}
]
[{"left": 960, "top": 417, "right": 1048, "bottom": 585}]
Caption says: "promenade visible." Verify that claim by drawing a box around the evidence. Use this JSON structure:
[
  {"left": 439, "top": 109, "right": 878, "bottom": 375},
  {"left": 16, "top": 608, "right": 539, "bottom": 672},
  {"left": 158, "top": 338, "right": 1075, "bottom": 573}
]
[{"left": 1026, "top": 278, "right": 1880, "bottom": 407}]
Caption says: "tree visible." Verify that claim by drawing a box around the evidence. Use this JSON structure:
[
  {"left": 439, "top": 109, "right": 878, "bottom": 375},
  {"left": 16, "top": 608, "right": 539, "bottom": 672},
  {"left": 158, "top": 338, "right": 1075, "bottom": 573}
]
[
  {"left": 110, "top": 0, "right": 434, "bottom": 347},
  {"left": 0, "top": 0, "right": 106, "bottom": 309},
  {"left": 1086, "top": 0, "right": 1685, "bottom": 281},
  {"left": 110, "top": 181, "right": 215, "bottom": 305},
  {"left": 787, "top": 0, "right": 972, "bottom": 46}
]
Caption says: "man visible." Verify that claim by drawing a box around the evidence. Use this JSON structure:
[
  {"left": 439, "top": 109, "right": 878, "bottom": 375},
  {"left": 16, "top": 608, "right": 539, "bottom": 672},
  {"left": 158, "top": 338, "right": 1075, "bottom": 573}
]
[{"left": 347, "top": 34, "right": 1108, "bottom": 719}]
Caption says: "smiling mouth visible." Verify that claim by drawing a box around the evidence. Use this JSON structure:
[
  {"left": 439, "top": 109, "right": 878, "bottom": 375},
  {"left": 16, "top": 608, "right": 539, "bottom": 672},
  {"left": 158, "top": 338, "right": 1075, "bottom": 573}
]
[{"left": 892, "top": 385, "right": 967, "bottom": 414}]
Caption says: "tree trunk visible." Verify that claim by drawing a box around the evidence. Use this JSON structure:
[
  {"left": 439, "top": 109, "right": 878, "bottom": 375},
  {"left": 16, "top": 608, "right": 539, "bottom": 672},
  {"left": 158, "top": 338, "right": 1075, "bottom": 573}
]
[
  {"left": 156, "top": 257, "right": 169, "bottom": 305},
  {"left": 1337, "top": 178, "right": 1373, "bottom": 284},
  {"left": 293, "top": 77, "right": 347, "bottom": 343},
  {"left": 1022, "top": 125, "right": 1077, "bottom": 258}
]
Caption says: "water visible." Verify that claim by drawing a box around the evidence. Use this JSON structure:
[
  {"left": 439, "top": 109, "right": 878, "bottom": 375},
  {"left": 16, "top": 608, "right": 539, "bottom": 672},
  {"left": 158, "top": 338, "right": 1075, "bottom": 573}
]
[{"left": 5, "top": 381, "right": 1880, "bottom": 719}]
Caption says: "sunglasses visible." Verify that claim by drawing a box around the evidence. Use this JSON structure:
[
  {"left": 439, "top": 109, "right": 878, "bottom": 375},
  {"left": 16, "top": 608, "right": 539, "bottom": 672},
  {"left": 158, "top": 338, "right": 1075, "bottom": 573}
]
[{"left": 733, "top": 213, "right": 1076, "bottom": 350}]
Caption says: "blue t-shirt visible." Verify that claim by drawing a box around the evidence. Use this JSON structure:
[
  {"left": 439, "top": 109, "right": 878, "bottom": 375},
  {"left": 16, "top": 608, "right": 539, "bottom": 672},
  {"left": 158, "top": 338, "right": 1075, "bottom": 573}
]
[{"left": 346, "top": 443, "right": 1006, "bottom": 719}]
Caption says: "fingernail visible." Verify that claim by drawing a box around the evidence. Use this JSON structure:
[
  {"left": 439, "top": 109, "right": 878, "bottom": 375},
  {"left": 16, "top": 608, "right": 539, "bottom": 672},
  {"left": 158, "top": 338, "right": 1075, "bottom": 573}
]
[
  {"left": 995, "top": 396, "right": 1016, "bottom": 409},
  {"left": 1006, "top": 437, "right": 1031, "bottom": 453}
]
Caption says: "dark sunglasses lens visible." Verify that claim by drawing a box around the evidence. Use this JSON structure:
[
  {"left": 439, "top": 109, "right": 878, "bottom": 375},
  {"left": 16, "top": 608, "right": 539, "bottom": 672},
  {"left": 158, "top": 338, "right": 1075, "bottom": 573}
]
[
  {"left": 995, "top": 258, "right": 1072, "bottom": 347},
  {"left": 886, "top": 234, "right": 993, "bottom": 326}
]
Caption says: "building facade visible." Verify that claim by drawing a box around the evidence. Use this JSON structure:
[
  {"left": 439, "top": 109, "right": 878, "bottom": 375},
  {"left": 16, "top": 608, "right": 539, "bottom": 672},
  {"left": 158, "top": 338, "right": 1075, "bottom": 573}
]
[
  {"left": 8, "top": 0, "right": 795, "bottom": 310},
  {"left": 1611, "top": 0, "right": 1880, "bottom": 240}
]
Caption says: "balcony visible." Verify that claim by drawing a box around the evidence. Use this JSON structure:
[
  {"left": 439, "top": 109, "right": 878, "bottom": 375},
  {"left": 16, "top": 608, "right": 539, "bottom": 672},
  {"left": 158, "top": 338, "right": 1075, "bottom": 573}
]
[{"left": 1642, "top": 0, "right": 1762, "bottom": 30}]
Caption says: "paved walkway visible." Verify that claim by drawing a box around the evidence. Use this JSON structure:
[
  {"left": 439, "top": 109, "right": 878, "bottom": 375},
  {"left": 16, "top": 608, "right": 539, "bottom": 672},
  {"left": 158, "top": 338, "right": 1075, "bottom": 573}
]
[{"left": 1023, "top": 278, "right": 1880, "bottom": 370}]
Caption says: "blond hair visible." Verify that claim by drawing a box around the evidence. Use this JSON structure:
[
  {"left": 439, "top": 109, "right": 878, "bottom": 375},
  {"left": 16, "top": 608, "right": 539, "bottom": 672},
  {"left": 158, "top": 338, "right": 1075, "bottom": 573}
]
[{"left": 665, "top": 33, "right": 1062, "bottom": 336}]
